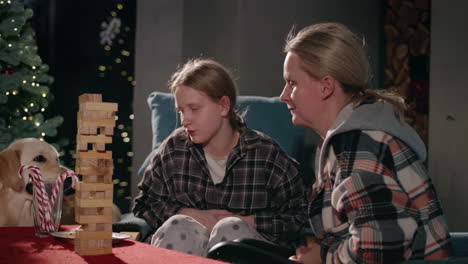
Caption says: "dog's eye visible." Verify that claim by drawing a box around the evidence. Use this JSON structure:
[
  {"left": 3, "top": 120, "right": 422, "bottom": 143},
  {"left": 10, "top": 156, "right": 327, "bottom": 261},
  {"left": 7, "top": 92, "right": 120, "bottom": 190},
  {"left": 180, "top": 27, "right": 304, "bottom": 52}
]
[{"left": 33, "top": 155, "right": 47, "bottom": 163}]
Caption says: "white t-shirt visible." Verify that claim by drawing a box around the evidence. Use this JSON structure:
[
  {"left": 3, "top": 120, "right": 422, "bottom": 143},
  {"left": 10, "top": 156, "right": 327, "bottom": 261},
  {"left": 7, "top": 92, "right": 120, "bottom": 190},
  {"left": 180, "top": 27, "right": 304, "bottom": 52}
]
[{"left": 204, "top": 151, "right": 228, "bottom": 184}]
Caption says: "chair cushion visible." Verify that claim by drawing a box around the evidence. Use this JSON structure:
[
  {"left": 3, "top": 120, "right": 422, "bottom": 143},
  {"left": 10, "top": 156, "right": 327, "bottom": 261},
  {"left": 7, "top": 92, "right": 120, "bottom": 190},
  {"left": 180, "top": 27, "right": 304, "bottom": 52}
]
[{"left": 140, "top": 92, "right": 306, "bottom": 176}]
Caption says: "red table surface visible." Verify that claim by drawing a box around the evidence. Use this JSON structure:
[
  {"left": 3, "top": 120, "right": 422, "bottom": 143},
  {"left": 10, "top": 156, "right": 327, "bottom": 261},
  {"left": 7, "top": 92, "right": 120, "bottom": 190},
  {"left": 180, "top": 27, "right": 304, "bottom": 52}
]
[{"left": 0, "top": 226, "right": 227, "bottom": 264}]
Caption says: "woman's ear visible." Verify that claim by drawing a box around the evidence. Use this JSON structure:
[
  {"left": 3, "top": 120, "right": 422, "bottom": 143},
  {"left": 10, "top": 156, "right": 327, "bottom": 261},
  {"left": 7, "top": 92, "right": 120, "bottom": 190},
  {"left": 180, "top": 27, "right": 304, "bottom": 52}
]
[
  {"left": 320, "top": 75, "right": 336, "bottom": 99},
  {"left": 219, "top": 96, "right": 231, "bottom": 117}
]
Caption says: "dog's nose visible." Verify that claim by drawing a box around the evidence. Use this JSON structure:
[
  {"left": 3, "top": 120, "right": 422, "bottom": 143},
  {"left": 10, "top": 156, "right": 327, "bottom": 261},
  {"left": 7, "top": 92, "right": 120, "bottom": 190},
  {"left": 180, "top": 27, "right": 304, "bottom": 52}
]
[{"left": 25, "top": 183, "right": 33, "bottom": 195}]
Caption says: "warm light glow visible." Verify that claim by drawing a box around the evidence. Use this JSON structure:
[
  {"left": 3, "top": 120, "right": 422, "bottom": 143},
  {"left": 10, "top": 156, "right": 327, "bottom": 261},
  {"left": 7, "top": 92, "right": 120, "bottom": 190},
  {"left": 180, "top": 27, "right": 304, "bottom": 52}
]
[
  {"left": 111, "top": 11, "right": 117, "bottom": 17},
  {"left": 12, "top": 90, "right": 17, "bottom": 95},
  {"left": 22, "top": 80, "right": 27, "bottom": 84},
  {"left": 41, "top": 108, "right": 45, "bottom": 112},
  {"left": 127, "top": 152, "right": 134, "bottom": 157},
  {"left": 121, "top": 132, "right": 128, "bottom": 137},
  {"left": 119, "top": 182, "right": 128, "bottom": 187},
  {"left": 41, "top": 132, "right": 46, "bottom": 136},
  {"left": 113, "top": 179, "right": 120, "bottom": 184},
  {"left": 131, "top": 81, "right": 136, "bottom": 86},
  {"left": 32, "top": 66, "right": 36, "bottom": 70},
  {"left": 123, "top": 137, "right": 130, "bottom": 143},
  {"left": 115, "top": 58, "right": 121, "bottom": 63},
  {"left": 8, "top": 43, "right": 12, "bottom": 47},
  {"left": 13, "top": 28, "right": 17, "bottom": 31},
  {"left": 127, "top": 76, "right": 133, "bottom": 82},
  {"left": 5, "top": 92, "right": 9, "bottom": 95},
  {"left": 35, "top": 122, "right": 40, "bottom": 127},
  {"left": 104, "top": 45, "right": 111, "bottom": 51},
  {"left": 121, "top": 50, "right": 130, "bottom": 56},
  {"left": 98, "top": 65, "right": 106, "bottom": 71},
  {"left": 115, "top": 115, "right": 119, "bottom": 120},
  {"left": 24, "top": 108, "right": 28, "bottom": 112},
  {"left": 117, "top": 3, "right": 123, "bottom": 10},
  {"left": 22, "top": 116, "right": 27, "bottom": 120},
  {"left": 32, "top": 76, "right": 36, "bottom": 79},
  {"left": 31, "top": 82, "right": 36, "bottom": 87},
  {"left": 30, "top": 103, "right": 34, "bottom": 107},
  {"left": 117, "top": 124, "right": 124, "bottom": 129},
  {"left": 11, "top": 19, "right": 14, "bottom": 22},
  {"left": 42, "top": 93, "right": 46, "bottom": 97},
  {"left": 129, "top": 114, "right": 134, "bottom": 120}
]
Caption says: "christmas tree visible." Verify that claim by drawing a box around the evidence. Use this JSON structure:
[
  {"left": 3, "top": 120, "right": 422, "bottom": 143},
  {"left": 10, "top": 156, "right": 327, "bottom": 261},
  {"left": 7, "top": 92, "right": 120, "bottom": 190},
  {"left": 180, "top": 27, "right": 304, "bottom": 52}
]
[{"left": 0, "top": 0, "right": 65, "bottom": 150}]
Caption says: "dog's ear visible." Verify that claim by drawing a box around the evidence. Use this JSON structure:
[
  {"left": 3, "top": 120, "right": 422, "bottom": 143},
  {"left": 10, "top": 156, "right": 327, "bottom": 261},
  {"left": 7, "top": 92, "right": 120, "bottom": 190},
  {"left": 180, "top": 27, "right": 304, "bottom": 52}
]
[{"left": 0, "top": 148, "right": 24, "bottom": 192}]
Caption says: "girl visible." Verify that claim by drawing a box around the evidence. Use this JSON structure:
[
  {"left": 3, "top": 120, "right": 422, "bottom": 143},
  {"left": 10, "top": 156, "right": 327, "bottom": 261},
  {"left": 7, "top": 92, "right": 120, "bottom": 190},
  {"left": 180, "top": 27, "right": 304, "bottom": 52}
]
[{"left": 133, "top": 58, "right": 308, "bottom": 256}]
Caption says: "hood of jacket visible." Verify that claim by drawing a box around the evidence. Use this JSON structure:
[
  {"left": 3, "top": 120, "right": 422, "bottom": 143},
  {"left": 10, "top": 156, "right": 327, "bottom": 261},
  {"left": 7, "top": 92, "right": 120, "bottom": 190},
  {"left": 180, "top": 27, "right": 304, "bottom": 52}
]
[{"left": 316, "top": 102, "right": 426, "bottom": 176}]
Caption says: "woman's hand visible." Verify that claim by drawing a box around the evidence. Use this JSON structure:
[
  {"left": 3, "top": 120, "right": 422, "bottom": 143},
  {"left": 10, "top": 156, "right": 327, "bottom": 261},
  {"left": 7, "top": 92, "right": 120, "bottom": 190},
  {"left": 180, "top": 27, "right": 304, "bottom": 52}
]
[{"left": 290, "top": 239, "right": 322, "bottom": 264}]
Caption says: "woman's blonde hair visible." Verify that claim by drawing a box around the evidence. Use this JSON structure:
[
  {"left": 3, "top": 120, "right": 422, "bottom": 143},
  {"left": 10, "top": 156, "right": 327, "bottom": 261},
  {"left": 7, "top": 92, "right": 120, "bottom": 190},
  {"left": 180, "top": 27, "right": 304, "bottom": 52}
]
[
  {"left": 285, "top": 22, "right": 406, "bottom": 120},
  {"left": 169, "top": 58, "right": 244, "bottom": 129}
]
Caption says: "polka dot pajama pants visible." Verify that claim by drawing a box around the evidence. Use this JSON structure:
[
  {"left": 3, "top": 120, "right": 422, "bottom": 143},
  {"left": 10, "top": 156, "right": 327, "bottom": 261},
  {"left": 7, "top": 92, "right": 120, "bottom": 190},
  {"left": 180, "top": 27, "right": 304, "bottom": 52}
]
[{"left": 150, "top": 215, "right": 267, "bottom": 256}]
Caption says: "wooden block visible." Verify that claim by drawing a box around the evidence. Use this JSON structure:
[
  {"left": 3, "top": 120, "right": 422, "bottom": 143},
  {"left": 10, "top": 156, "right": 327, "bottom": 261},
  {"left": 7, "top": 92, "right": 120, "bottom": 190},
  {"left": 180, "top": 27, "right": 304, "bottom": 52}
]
[
  {"left": 103, "top": 207, "right": 112, "bottom": 216},
  {"left": 80, "top": 102, "right": 118, "bottom": 112},
  {"left": 81, "top": 174, "right": 112, "bottom": 184},
  {"left": 120, "top": 232, "right": 140, "bottom": 241},
  {"left": 76, "top": 167, "right": 113, "bottom": 178},
  {"left": 78, "top": 126, "right": 98, "bottom": 135},
  {"left": 76, "top": 230, "right": 112, "bottom": 240},
  {"left": 79, "top": 183, "right": 113, "bottom": 192},
  {"left": 75, "top": 245, "right": 112, "bottom": 256},
  {"left": 78, "top": 135, "right": 113, "bottom": 144},
  {"left": 77, "top": 159, "right": 113, "bottom": 168},
  {"left": 105, "top": 190, "right": 113, "bottom": 200},
  {"left": 75, "top": 214, "right": 113, "bottom": 223},
  {"left": 78, "top": 117, "right": 116, "bottom": 127},
  {"left": 82, "top": 223, "right": 112, "bottom": 232},
  {"left": 80, "top": 110, "right": 114, "bottom": 119},
  {"left": 95, "top": 191, "right": 105, "bottom": 199},
  {"left": 79, "top": 94, "right": 102, "bottom": 103},
  {"left": 103, "top": 127, "right": 114, "bottom": 136},
  {"left": 76, "top": 150, "right": 112, "bottom": 160},
  {"left": 76, "top": 159, "right": 98, "bottom": 167},
  {"left": 81, "top": 174, "right": 98, "bottom": 183},
  {"left": 76, "top": 198, "right": 113, "bottom": 208},
  {"left": 95, "top": 143, "right": 106, "bottom": 152}
]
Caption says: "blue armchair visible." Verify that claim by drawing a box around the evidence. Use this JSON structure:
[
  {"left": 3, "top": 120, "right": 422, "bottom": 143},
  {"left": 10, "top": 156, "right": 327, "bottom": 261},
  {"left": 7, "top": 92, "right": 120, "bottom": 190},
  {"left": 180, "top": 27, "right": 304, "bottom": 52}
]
[{"left": 113, "top": 91, "right": 468, "bottom": 263}]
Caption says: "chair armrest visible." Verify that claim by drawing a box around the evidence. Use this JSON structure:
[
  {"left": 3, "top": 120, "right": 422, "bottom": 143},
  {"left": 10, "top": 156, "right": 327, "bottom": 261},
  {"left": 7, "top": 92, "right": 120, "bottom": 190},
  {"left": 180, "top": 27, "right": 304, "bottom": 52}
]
[{"left": 112, "top": 213, "right": 154, "bottom": 242}]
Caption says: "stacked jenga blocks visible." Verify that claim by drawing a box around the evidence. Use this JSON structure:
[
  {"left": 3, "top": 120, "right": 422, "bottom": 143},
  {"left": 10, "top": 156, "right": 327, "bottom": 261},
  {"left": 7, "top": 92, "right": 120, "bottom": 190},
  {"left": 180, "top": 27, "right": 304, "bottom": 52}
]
[{"left": 74, "top": 94, "right": 118, "bottom": 256}]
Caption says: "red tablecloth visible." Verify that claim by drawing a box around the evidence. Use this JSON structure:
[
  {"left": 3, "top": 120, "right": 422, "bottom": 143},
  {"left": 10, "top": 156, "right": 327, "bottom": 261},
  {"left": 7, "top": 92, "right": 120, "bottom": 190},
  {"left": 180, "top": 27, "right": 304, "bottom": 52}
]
[{"left": 0, "top": 226, "right": 227, "bottom": 264}]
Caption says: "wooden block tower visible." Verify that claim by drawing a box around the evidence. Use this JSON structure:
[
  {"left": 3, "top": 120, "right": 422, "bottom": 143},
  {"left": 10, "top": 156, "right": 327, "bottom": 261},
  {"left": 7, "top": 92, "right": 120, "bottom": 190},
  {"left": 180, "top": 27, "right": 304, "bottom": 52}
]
[{"left": 74, "top": 94, "right": 118, "bottom": 256}]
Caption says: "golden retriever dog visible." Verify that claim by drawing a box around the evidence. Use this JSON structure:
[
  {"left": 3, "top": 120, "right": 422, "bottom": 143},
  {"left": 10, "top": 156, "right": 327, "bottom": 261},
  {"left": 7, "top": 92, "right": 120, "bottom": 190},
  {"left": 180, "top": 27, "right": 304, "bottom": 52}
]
[
  {"left": 0, "top": 138, "right": 122, "bottom": 227},
  {"left": 0, "top": 138, "right": 67, "bottom": 226}
]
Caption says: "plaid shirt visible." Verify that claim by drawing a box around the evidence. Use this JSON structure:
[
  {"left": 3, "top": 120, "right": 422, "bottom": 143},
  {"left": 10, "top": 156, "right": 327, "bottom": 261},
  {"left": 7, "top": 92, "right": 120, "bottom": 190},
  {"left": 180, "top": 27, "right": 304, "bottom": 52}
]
[
  {"left": 309, "top": 130, "right": 451, "bottom": 263},
  {"left": 133, "top": 127, "right": 308, "bottom": 243}
]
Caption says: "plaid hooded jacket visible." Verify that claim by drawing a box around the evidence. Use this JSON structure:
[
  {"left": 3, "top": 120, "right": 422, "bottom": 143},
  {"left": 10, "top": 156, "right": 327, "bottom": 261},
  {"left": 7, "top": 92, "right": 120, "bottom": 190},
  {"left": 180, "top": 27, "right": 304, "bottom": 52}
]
[{"left": 309, "top": 103, "right": 451, "bottom": 263}]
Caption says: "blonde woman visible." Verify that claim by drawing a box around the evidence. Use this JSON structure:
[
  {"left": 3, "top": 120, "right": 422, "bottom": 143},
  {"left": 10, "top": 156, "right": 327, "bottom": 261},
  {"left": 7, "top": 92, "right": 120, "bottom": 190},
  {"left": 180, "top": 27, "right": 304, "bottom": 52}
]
[{"left": 282, "top": 23, "right": 451, "bottom": 263}]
